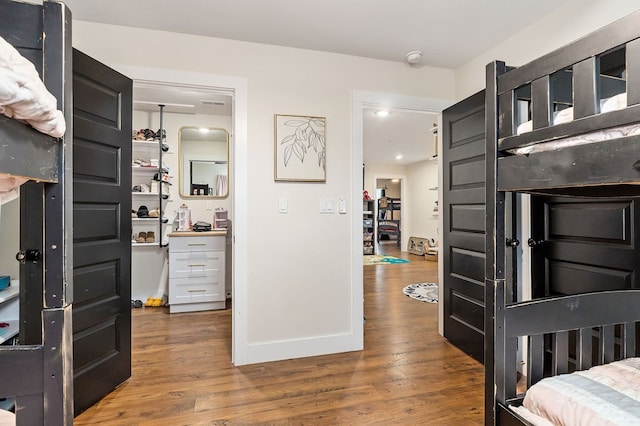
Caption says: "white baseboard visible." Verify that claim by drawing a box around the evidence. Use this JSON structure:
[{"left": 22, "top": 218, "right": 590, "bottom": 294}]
[{"left": 245, "top": 332, "right": 363, "bottom": 364}]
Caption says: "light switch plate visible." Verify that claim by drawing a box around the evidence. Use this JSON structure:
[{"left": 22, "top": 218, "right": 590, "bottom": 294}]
[
  {"left": 278, "top": 197, "right": 288, "bottom": 213},
  {"left": 320, "top": 197, "right": 334, "bottom": 213},
  {"left": 338, "top": 198, "right": 346, "bottom": 214}
]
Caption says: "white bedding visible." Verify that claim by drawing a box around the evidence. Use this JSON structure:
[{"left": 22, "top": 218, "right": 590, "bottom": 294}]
[
  {"left": 511, "top": 357, "right": 640, "bottom": 426},
  {"left": 0, "top": 35, "right": 65, "bottom": 202},
  {"left": 0, "top": 176, "right": 26, "bottom": 205},
  {"left": 0, "top": 35, "right": 66, "bottom": 138},
  {"left": 511, "top": 93, "right": 634, "bottom": 155}
]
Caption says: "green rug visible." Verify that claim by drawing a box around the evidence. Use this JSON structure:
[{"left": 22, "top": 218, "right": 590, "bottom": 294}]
[{"left": 363, "top": 255, "right": 410, "bottom": 265}]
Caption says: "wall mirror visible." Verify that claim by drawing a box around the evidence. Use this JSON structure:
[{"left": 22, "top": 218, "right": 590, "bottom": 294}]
[{"left": 178, "top": 126, "right": 229, "bottom": 198}]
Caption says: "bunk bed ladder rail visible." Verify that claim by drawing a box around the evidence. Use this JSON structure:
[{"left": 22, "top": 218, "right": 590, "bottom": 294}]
[
  {"left": 485, "top": 59, "right": 508, "bottom": 426},
  {"left": 0, "top": 0, "right": 74, "bottom": 424}
]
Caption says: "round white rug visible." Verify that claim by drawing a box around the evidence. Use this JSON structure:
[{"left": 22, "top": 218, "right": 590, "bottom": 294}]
[{"left": 403, "top": 283, "right": 438, "bottom": 303}]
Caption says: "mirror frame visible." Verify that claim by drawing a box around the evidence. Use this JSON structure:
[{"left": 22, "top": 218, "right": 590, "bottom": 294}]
[{"left": 178, "top": 126, "right": 230, "bottom": 199}]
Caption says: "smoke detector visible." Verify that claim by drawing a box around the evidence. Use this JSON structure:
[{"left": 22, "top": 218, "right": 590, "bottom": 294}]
[{"left": 405, "top": 50, "right": 423, "bottom": 65}]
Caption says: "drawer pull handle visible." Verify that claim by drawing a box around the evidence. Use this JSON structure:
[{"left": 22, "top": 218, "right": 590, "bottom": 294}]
[
  {"left": 187, "top": 243, "right": 207, "bottom": 246},
  {"left": 188, "top": 263, "right": 206, "bottom": 267},
  {"left": 188, "top": 289, "right": 206, "bottom": 293}
]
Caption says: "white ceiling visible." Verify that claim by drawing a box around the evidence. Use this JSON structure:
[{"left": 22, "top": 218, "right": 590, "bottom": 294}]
[
  {"left": 363, "top": 109, "right": 438, "bottom": 166},
  {"left": 63, "top": 0, "right": 569, "bottom": 166},
  {"left": 132, "top": 82, "right": 232, "bottom": 116},
  {"left": 62, "top": 0, "right": 566, "bottom": 68}
]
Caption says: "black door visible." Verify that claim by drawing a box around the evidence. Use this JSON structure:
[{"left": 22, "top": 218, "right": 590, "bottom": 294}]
[
  {"left": 72, "top": 49, "right": 132, "bottom": 415},
  {"left": 442, "top": 91, "right": 486, "bottom": 362},
  {"left": 530, "top": 196, "right": 640, "bottom": 296}
]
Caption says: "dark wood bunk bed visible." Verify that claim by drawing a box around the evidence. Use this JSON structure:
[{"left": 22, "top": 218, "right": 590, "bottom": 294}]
[
  {"left": 0, "top": 0, "right": 73, "bottom": 424},
  {"left": 485, "top": 10, "right": 640, "bottom": 426}
]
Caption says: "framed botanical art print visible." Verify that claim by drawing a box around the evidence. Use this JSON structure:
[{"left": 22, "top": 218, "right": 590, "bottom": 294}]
[{"left": 274, "top": 114, "right": 326, "bottom": 182}]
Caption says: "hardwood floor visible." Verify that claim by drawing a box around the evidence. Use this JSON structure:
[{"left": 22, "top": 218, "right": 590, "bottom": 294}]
[{"left": 74, "top": 242, "right": 484, "bottom": 425}]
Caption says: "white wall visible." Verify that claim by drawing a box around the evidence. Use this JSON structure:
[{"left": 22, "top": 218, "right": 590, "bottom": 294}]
[
  {"left": 72, "top": 21, "right": 455, "bottom": 364},
  {"left": 406, "top": 159, "right": 439, "bottom": 243},
  {"left": 455, "top": 0, "right": 640, "bottom": 100}
]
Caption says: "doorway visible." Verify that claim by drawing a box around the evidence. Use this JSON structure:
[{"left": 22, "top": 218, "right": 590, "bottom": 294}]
[
  {"left": 114, "top": 65, "right": 249, "bottom": 365},
  {"left": 353, "top": 91, "right": 452, "bottom": 335}
]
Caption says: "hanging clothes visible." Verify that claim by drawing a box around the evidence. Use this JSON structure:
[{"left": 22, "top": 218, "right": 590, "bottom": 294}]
[{"left": 216, "top": 174, "right": 228, "bottom": 196}]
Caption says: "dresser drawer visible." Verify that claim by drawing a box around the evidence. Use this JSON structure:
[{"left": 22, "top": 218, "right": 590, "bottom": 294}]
[
  {"left": 169, "top": 235, "right": 224, "bottom": 252},
  {"left": 169, "top": 276, "right": 224, "bottom": 305},
  {"left": 169, "top": 251, "right": 224, "bottom": 278}
]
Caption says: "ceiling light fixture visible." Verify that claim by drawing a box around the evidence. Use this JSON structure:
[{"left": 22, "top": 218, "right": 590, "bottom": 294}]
[
  {"left": 375, "top": 110, "right": 390, "bottom": 117},
  {"left": 405, "top": 50, "right": 423, "bottom": 65},
  {"left": 395, "top": 154, "right": 403, "bottom": 160}
]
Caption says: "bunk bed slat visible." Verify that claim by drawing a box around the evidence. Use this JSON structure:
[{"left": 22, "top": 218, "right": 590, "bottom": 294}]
[
  {"left": 0, "top": 116, "right": 59, "bottom": 182},
  {"left": 552, "top": 331, "right": 570, "bottom": 375},
  {"left": 531, "top": 76, "right": 551, "bottom": 130},
  {"left": 573, "top": 58, "right": 599, "bottom": 119},
  {"left": 600, "top": 325, "right": 616, "bottom": 364},
  {"left": 577, "top": 327, "right": 593, "bottom": 370},
  {"left": 499, "top": 91, "right": 514, "bottom": 138},
  {"left": 623, "top": 322, "right": 636, "bottom": 358},
  {"left": 498, "top": 337, "right": 519, "bottom": 402},
  {"left": 527, "top": 334, "right": 544, "bottom": 389},
  {"left": 627, "top": 39, "right": 640, "bottom": 107}
]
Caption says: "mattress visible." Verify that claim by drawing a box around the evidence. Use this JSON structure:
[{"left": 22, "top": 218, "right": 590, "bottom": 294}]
[
  {"left": 511, "top": 357, "right": 640, "bottom": 425},
  {"left": 510, "top": 93, "right": 636, "bottom": 155}
]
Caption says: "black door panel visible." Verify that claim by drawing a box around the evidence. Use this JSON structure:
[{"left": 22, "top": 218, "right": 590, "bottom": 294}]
[
  {"left": 531, "top": 196, "right": 640, "bottom": 298},
  {"left": 443, "top": 91, "right": 487, "bottom": 362},
  {"left": 72, "top": 49, "right": 132, "bottom": 415}
]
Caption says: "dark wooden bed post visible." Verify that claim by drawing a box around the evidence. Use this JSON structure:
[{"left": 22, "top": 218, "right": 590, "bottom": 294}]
[
  {"left": 485, "top": 60, "right": 507, "bottom": 426},
  {"left": 42, "top": 2, "right": 74, "bottom": 423}
]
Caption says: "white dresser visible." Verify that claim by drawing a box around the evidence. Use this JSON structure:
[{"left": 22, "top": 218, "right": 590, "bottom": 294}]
[{"left": 168, "top": 231, "right": 227, "bottom": 313}]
